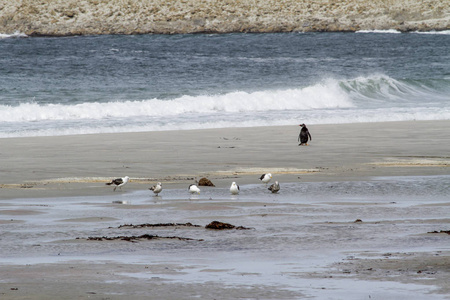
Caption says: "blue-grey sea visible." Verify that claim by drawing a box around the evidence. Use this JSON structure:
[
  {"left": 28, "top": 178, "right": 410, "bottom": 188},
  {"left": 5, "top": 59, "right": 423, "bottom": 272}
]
[{"left": 1, "top": 30, "right": 449, "bottom": 137}]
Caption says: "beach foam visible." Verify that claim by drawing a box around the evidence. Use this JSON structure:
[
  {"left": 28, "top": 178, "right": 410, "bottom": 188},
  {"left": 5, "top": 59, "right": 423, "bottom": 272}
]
[
  {"left": 356, "top": 29, "right": 402, "bottom": 34},
  {"left": 0, "top": 74, "right": 448, "bottom": 137},
  {"left": 0, "top": 79, "right": 353, "bottom": 123},
  {"left": 414, "top": 30, "right": 450, "bottom": 35},
  {"left": 0, "top": 31, "right": 27, "bottom": 39}
]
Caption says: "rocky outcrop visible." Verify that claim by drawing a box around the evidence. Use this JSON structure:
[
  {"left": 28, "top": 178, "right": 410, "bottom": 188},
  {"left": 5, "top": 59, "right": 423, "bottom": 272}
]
[{"left": 0, "top": 0, "right": 448, "bottom": 36}]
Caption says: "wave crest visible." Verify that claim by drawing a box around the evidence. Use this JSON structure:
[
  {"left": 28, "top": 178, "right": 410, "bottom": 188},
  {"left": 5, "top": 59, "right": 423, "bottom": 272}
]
[
  {"left": 340, "top": 75, "right": 450, "bottom": 105},
  {"left": 0, "top": 79, "right": 354, "bottom": 122},
  {"left": 1, "top": 74, "right": 448, "bottom": 137}
]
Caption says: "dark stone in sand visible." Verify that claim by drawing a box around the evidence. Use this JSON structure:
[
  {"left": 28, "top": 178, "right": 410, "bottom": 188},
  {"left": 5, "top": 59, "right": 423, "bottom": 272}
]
[
  {"left": 198, "top": 177, "right": 215, "bottom": 187},
  {"left": 205, "top": 221, "right": 251, "bottom": 230},
  {"left": 206, "top": 221, "right": 235, "bottom": 229}
]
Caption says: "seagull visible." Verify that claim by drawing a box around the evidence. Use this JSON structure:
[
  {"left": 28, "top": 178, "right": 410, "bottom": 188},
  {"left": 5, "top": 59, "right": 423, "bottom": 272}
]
[
  {"left": 259, "top": 173, "right": 272, "bottom": 186},
  {"left": 268, "top": 181, "right": 280, "bottom": 193},
  {"left": 149, "top": 182, "right": 163, "bottom": 196},
  {"left": 188, "top": 183, "right": 201, "bottom": 194},
  {"left": 106, "top": 176, "right": 129, "bottom": 191},
  {"left": 230, "top": 182, "right": 240, "bottom": 195}
]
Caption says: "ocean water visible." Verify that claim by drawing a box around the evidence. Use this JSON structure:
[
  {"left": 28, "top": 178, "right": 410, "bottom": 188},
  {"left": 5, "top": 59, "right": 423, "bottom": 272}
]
[{"left": 1, "top": 31, "right": 449, "bottom": 138}]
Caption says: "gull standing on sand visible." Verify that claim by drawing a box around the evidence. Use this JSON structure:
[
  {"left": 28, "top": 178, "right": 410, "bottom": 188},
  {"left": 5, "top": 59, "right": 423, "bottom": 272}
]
[
  {"left": 106, "top": 176, "right": 129, "bottom": 191},
  {"left": 149, "top": 182, "right": 163, "bottom": 196},
  {"left": 188, "top": 183, "right": 201, "bottom": 194},
  {"left": 259, "top": 173, "right": 272, "bottom": 186},
  {"left": 230, "top": 182, "right": 240, "bottom": 195},
  {"left": 268, "top": 181, "right": 280, "bottom": 193}
]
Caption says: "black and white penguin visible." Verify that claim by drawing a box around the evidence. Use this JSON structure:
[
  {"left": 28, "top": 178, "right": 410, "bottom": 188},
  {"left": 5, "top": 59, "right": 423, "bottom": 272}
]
[{"left": 298, "top": 124, "right": 312, "bottom": 146}]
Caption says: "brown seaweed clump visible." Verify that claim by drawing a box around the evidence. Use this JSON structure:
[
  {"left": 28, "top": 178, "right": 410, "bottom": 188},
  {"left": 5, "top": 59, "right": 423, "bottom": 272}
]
[
  {"left": 115, "top": 222, "right": 201, "bottom": 229},
  {"left": 205, "top": 221, "right": 251, "bottom": 230},
  {"left": 198, "top": 178, "right": 215, "bottom": 187},
  {"left": 82, "top": 234, "right": 202, "bottom": 242},
  {"left": 427, "top": 230, "right": 450, "bottom": 235}
]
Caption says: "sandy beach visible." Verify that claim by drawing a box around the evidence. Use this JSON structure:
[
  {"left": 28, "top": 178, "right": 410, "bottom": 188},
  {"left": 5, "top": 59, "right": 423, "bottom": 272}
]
[
  {"left": 1, "top": 120, "right": 449, "bottom": 197},
  {"left": 0, "top": 120, "right": 449, "bottom": 299}
]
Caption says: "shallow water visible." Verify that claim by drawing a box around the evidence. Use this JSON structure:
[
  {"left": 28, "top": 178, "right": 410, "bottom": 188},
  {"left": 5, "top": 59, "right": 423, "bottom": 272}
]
[{"left": 0, "top": 175, "right": 449, "bottom": 298}]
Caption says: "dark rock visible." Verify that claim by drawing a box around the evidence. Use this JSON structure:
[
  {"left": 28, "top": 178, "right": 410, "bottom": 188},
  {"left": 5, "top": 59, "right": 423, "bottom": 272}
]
[
  {"left": 206, "top": 221, "right": 235, "bottom": 230},
  {"left": 198, "top": 177, "right": 215, "bottom": 187},
  {"left": 205, "top": 221, "right": 252, "bottom": 230}
]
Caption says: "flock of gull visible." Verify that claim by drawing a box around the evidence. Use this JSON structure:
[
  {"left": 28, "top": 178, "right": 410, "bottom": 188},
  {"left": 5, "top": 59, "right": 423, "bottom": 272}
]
[
  {"left": 106, "top": 173, "right": 280, "bottom": 196},
  {"left": 105, "top": 124, "right": 310, "bottom": 197}
]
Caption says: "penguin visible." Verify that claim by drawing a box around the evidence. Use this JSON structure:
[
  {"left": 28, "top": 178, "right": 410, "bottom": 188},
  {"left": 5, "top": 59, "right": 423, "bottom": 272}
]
[{"left": 298, "top": 124, "right": 312, "bottom": 146}]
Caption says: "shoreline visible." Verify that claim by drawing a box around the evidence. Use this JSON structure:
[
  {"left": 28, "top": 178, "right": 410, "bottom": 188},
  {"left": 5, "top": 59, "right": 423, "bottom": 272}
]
[
  {"left": 6, "top": 28, "right": 450, "bottom": 38},
  {"left": 1, "top": 120, "right": 448, "bottom": 200},
  {"left": 1, "top": 0, "right": 449, "bottom": 36}
]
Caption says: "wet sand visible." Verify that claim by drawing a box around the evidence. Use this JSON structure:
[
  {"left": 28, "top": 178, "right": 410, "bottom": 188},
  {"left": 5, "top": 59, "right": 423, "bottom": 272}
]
[{"left": 0, "top": 120, "right": 449, "bottom": 299}]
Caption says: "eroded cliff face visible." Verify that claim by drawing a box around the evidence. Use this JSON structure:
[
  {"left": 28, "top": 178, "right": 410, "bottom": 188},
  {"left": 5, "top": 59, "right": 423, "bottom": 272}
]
[{"left": 1, "top": 0, "right": 449, "bottom": 36}]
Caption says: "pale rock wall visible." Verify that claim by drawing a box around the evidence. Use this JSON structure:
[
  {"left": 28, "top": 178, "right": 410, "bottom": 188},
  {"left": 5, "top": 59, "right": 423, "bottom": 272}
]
[{"left": 0, "top": 0, "right": 449, "bottom": 36}]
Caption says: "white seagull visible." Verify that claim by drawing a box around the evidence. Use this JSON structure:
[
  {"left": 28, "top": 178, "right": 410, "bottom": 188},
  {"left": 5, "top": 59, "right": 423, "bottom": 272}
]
[
  {"left": 230, "top": 182, "right": 240, "bottom": 195},
  {"left": 268, "top": 181, "right": 280, "bottom": 193},
  {"left": 259, "top": 173, "right": 272, "bottom": 186},
  {"left": 188, "top": 183, "right": 201, "bottom": 194},
  {"left": 149, "top": 182, "right": 163, "bottom": 196},
  {"left": 106, "top": 176, "right": 129, "bottom": 191}
]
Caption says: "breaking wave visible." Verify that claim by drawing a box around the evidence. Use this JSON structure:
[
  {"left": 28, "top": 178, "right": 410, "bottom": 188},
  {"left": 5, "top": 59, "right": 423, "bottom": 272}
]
[
  {"left": 0, "top": 75, "right": 448, "bottom": 137},
  {"left": 0, "top": 78, "right": 353, "bottom": 123}
]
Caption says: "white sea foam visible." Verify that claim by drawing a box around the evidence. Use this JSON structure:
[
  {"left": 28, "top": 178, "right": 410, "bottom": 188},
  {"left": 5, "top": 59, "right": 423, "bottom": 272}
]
[
  {"left": 356, "top": 29, "right": 401, "bottom": 34},
  {"left": 1, "top": 106, "right": 448, "bottom": 138},
  {"left": 414, "top": 30, "right": 450, "bottom": 35},
  {"left": 1, "top": 75, "right": 448, "bottom": 138},
  {"left": 0, "top": 31, "right": 27, "bottom": 39},
  {"left": 0, "top": 79, "right": 353, "bottom": 123},
  {"left": 356, "top": 29, "right": 450, "bottom": 35}
]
